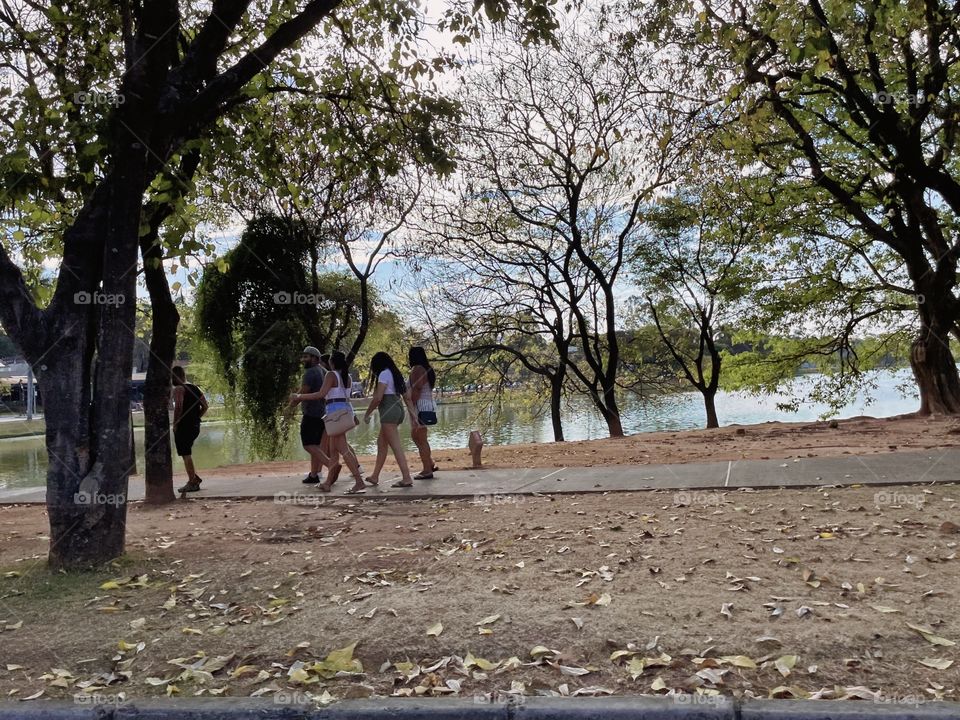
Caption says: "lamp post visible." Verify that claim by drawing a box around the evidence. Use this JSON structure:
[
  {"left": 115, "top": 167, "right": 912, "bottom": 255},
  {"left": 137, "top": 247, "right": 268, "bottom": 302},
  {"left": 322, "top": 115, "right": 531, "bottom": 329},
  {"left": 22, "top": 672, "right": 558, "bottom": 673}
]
[{"left": 26, "top": 365, "right": 34, "bottom": 420}]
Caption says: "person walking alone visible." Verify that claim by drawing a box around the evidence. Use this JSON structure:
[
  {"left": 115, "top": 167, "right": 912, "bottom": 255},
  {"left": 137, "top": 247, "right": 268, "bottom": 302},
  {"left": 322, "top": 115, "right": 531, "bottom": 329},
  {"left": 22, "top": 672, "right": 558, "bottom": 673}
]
[{"left": 172, "top": 366, "right": 208, "bottom": 493}]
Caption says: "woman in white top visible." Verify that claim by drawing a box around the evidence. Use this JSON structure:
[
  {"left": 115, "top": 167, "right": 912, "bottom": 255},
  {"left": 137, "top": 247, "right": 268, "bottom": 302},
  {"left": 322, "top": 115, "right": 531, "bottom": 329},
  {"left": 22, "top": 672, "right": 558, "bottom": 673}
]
[
  {"left": 362, "top": 351, "right": 418, "bottom": 488},
  {"left": 290, "top": 350, "right": 366, "bottom": 493}
]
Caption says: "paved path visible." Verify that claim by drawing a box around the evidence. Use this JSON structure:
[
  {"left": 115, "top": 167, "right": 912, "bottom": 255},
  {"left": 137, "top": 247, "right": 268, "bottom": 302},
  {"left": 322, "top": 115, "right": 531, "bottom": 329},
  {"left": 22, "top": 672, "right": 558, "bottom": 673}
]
[{"left": 1, "top": 448, "right": 958, "bottom": 504}]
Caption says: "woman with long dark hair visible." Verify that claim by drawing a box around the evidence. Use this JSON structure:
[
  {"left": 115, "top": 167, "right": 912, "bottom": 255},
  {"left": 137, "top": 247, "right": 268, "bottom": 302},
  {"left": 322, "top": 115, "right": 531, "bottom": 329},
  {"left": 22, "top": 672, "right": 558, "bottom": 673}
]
[
  {"left": 408, "top": 346, "right": 438, "bottom": 479},
  {"left": 290, "top": 350, "right": 366, "bottom": 494},
  {"left": 362, "top": 351, "right": 418, "bottom": 488}
]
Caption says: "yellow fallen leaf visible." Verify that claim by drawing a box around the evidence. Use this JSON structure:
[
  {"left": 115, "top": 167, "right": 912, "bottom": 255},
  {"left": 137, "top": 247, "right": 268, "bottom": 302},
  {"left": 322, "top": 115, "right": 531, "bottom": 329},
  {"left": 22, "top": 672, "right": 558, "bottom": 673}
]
[
  {"left": 426, "top": 622, "right": 443, "bottom": 637},
  {"left": 650, "top": 677, "right": 667, "bottom": 691},
  {"left": 312, "top": 642, "right": 362, "bottom": 678},
  {"left": 288, "top": 667, "right": 311, "bottom": 684},
  {"left": 464, "top": 652, "right": 500, "bottom": 671},
  {"left": 868, "top": 605, "right": 900, "bottom": 613},
  {"left": 774, "top": 655, "right": 797, "bottom": 677},
  {"left": 557, "top": 664, "right": 590, "bottom": 676},
  {"left": 719, "top": 655, "right": 757, "bottom": 668},
  {"left": 627, "top": 656, "right": 646, "bottom": 680},
  {"left": 202, "top": 654, "right": 234, "bottom": 674},
  {"left": 478, "top": 628, "right": 493, "bottom": 636},
  {"left": 476, "top": 614, "right": 501, "bottom": 626},
  {"left": 594, "top": 593, "right": 612, "bottom": 607},
  {"left": 906, "top": 622, "right": 956, "bottom": 647},
  {"left": 499, "top": 656, "right": 522, "bottom": 672},
  {"left": 181, "top": 628, "right": 203, "bottom": 636},
  {"left": 919, "top": 658, "right": 954, "bottom": 670},
  {"left": 644, "top": 653, "right": 672, "bottom": 668}
]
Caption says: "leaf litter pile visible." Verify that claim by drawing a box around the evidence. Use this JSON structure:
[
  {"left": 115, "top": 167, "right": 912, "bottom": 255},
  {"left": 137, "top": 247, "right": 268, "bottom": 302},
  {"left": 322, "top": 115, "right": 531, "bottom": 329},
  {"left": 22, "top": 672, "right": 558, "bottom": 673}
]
[{"left": 0, "top": 482, "right": 957, "bottom": 706}]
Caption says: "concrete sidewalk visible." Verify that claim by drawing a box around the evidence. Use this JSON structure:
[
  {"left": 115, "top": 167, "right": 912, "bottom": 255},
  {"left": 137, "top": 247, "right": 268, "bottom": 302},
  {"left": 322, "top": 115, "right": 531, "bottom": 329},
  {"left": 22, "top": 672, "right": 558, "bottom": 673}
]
[
  {"left": 1, "top": 448, "right": 958, "bottom": 505},
  {"left": 1, "top": 697, "right": 957, "bottom": 719}
]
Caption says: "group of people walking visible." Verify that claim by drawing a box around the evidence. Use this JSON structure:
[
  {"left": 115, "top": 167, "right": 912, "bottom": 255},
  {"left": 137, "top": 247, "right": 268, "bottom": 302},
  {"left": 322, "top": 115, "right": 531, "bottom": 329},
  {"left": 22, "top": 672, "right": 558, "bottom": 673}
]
[
  {"left": 170, "top": 346, "right": 439, "bottom": 495},
  {"left": 288, "top": 346, "right": 438, "bottom": 494}
]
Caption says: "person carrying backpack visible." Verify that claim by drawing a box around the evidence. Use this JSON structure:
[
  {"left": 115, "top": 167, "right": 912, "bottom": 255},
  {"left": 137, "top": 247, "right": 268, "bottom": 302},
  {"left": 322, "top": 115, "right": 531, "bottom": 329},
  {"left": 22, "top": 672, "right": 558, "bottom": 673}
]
[{"left": 172, "top": 365, "right": 208, "bottom": 493}]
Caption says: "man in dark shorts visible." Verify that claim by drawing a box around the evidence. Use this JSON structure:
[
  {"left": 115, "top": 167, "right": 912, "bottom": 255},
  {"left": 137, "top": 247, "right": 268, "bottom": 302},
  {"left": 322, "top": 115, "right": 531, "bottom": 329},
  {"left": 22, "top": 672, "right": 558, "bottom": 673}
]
[
  {"left": 298, "top": 346, "right": 335, "bottom": 484},
  {"left": 172, "top": 366, "right": 208, "bottom": 493}
]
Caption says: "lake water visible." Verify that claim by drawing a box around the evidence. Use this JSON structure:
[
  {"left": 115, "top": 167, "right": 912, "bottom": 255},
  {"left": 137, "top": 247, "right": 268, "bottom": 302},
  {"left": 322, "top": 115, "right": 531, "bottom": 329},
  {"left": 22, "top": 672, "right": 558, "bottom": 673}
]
[{"left": 0, "top": 369, "right": 921, "bottom": 490}]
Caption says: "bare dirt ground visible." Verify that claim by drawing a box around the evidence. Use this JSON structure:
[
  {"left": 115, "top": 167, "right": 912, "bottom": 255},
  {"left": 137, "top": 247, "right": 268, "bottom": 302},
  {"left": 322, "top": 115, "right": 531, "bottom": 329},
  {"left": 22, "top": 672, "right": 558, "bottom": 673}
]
[
  {"left": 1, "top": 481, "right": 958, "bottom": 706},
  {"left": 198, "top": 415, "right": 960, "bottom": 481}
]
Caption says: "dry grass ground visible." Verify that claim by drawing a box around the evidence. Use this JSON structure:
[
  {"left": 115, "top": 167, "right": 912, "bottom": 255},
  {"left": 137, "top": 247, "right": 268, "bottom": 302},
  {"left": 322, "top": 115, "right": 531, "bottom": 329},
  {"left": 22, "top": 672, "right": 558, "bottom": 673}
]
[{"left": 1, "top": 481, "right": 958, "bottom": 706}]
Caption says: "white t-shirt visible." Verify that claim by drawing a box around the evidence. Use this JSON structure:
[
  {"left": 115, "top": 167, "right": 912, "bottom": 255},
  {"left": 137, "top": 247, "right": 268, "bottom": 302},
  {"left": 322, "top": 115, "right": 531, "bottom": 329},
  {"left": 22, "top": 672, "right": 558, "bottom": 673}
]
[{"left": 378, "top": 369, "right": 396, "bottom": 395}]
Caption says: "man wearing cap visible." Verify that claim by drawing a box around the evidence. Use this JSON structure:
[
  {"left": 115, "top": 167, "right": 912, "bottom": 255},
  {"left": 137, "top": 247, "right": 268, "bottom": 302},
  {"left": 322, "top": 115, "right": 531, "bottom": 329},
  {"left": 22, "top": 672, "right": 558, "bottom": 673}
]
[{"left": 297, "top": 346, "right": 338, "bottom": 484}]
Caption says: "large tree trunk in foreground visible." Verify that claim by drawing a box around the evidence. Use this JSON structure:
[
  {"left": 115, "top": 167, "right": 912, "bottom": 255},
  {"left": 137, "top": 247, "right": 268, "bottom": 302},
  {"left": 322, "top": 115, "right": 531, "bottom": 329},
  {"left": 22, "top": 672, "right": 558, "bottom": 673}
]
[
  {"left": 141, "top": 298, "right": 179, "bottom": 504},
  {"left": 42, "top": 177, "right": 140, "bottom": 569},
  {"left": 139, "top": 232, "right": 181, "bottom": 505}
]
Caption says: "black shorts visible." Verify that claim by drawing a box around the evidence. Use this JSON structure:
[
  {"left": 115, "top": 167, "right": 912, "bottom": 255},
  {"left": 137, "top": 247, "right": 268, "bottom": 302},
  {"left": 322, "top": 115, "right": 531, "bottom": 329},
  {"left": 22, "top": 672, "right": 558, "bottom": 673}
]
[
  {"left": 300, "top": 416, "right": 325, "bottom": 447},
  {"left": 174, "top": 423, "right": 201, "bottom": 457}
]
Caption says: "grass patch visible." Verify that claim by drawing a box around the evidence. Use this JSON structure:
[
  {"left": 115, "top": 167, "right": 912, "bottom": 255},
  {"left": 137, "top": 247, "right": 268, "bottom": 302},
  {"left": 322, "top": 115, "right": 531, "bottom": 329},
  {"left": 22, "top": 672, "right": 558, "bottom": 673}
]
[{"left": 1, "top": 553, "right": 152, "bottom": 609}]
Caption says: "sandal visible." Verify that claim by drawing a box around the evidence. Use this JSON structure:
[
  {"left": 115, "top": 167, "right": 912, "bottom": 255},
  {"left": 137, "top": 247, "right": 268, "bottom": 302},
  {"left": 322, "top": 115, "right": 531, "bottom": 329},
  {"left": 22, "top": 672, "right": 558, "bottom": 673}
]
[
  {"left": 363, "top": 476, "right": 379, "bottom": 486},
  {"left": 345, "top": 486, "right": 366, "bottom": 495},
  {"left": 391, "top": 481, "right": 414, "bottom": 488},
  {"left": 414, "top": 472, "right": 434, "bottom": 480}
]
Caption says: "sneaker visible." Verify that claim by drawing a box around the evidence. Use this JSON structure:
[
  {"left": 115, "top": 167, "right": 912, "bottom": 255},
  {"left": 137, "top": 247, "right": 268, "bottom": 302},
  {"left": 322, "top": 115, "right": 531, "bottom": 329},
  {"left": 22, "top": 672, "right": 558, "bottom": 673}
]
[
  {"left": 302, "top": 473, "right": 321, "bottom": 485},
  {"left": 178, "top": 479, "right": 202, "bottom": 493}
]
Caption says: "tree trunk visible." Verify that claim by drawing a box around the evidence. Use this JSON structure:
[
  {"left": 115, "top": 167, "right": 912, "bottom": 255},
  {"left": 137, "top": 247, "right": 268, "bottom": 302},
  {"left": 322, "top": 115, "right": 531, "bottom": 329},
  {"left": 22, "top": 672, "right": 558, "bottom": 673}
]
[
  {"left": 600, "top": 383, "right": 624, "bottom": 438},
  {"left": 704, "top": 343, "right": 722, "bottom": 429},
  {"left": 549, "top": 373, "right": 565, "bottom": 442},
  {"left": 910, "top": 326, "right": 960, "bottom": 415},
  {"left": 140, "top": 238, "right": 180, "bottom": 505},
  {"left": 703, "top": 390, "right": 719, "bottom": 429},
  {"left": 141, "top": 308, "right": 178, "bottom": 504},
  {"left": 45, "top": 121, "right": 146, "bottom": 567}
]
